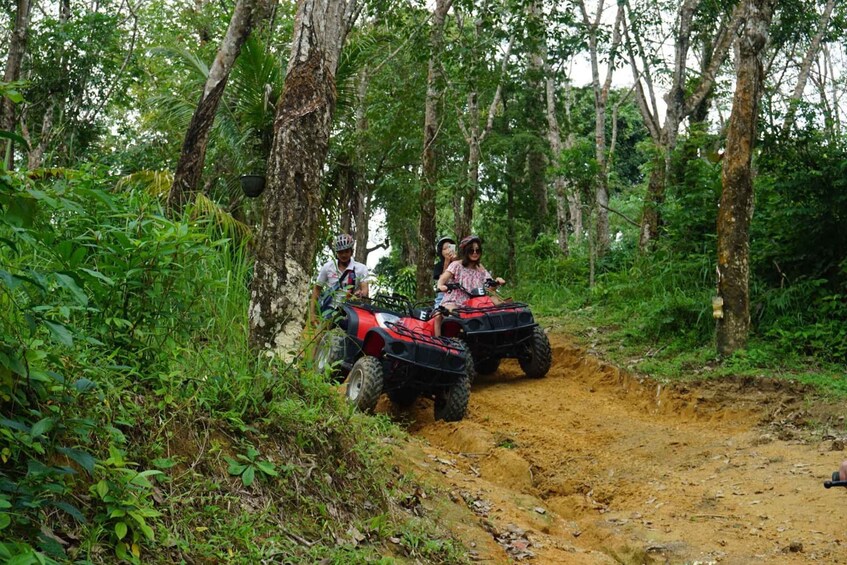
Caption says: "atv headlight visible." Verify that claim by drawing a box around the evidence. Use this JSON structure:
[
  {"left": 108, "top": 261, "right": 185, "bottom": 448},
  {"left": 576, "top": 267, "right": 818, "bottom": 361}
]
[
  {"left": 376, "top": 312, "right": 400, "bottom": 328},
  {"left": 519, "top": 312, "right": 533, "bottom": 325},
  {"left": 389, "top": 341, "right": 407, "bottom": 356}
]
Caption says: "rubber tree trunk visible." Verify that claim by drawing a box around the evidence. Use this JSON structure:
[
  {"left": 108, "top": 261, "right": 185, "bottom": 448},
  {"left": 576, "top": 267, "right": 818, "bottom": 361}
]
[
  {"left": 248, "top": 0, "right": 357, "bottom": 353},
  {"left": 545, "top": 71, "right": 569, "bottom": 256},
  {"left": 168, "top": 0, "right": 266, "bottom": 213},
  {"left": 716, "top": 0, "right": 773, "bottom": 357},
  {"left": 0, "top": 0, "right": 32, "bottom": 169},
  {"left": 781, "top": 0, "right": 835, "bottom": 134},
  {"left": 416, "top": 0, "right": 452, "bottom": 300}
]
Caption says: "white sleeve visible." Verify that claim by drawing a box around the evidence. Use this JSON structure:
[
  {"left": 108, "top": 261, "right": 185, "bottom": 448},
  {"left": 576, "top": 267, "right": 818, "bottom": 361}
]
[{"left": 316, "top": 263, "right": 330, "bottom": 286}]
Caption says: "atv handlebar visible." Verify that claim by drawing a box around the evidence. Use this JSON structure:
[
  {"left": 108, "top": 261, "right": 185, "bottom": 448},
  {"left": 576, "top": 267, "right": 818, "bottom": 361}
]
[
  {"left": 444, "top": 278, "right": 502, "bottom": 294},
  {"left": 825, "top": 471, "right": 847, "bottom": 489}
]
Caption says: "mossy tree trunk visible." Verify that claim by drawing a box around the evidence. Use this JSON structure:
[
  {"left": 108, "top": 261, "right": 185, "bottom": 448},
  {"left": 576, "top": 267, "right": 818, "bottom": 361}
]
[
  {"left": 248, "top": 0, "right": 358, "bottom": 353},
  {"left": 716, "top": 0, "right": 773, "bottom": 356}
]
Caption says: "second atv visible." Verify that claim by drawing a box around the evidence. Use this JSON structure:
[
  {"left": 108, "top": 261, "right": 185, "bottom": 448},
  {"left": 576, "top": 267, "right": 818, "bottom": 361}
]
[{"left": 438, "top": 280, "right": 552, "bottom": 379}]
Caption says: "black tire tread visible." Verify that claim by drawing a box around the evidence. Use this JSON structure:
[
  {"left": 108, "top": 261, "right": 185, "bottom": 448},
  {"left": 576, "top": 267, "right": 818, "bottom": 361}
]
[
  {"left": 519, "top": 327, "right": 552, "bottom": 378},
  {"left": 346, "top": 357, "right": 384, "bottom": 413}
]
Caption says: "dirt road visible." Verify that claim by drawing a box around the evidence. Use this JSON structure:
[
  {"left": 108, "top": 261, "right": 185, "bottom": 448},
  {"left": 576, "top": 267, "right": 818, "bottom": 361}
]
[{"left": 390, "top": 333, "right": 847, "bottom": 564}]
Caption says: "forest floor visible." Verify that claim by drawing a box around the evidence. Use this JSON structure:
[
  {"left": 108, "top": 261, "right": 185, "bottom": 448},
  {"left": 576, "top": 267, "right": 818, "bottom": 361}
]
[{"left": 378, "top": 331, "right": 847, "bottom": 564}]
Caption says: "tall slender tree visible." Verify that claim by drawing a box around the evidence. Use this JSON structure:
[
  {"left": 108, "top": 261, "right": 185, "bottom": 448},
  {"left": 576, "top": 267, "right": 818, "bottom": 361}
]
[
  {"left": 248, "top": 0, "right": 359, "bottom": 353},
  {"left": 416, "top": 0, "right": 453, "bottom": 300},
  {"left": 716, "top": 0, "right": 774, "bottom": 356},
  {"left": 576, "top": 0, "right": 624, "bottom": 254},
  {"left": 0, "top": 0, "right": 33, "bottom": 168},
  {"left": 168, "top": 0, "right": 269, "bottom": 213},
  {"left": 623, "top": 0, "right": 743, "bottom": 251}
]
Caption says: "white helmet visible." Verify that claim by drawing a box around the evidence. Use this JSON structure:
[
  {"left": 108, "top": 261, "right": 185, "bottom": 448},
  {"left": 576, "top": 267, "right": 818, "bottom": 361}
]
[{"left": 334, "top": 233, "right": 354, "bottom": 252}]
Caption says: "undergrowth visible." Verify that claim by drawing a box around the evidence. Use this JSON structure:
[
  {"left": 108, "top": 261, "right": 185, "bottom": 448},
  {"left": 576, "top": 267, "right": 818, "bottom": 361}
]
[
  {"left": 512, "top": 229, "right": 847, "bottom": 395},
  {"left": 0, "top": 169, "right": 467, "bottom": 564}
]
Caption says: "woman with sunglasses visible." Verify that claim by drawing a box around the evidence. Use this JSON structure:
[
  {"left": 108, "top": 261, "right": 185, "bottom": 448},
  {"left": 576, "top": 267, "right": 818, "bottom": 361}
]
[{"left": 436, "top": 235, "right": 505, "bottom": 312}]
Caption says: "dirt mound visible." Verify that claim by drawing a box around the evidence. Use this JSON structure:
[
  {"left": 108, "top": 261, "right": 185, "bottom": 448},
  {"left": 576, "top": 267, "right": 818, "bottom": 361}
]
[{"left": 389, "top": 333, "right": 847, "bottom": 564}]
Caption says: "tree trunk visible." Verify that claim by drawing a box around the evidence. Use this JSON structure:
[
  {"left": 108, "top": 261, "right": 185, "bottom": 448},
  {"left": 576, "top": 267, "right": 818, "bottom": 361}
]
[
  {"left": 527, "top": 0, "right": 548, "bottom": 239},
  {"left": 781, "top": 0, "right": 835, "bottom": 133},
  {"left": 455, "top": 32, "right": 511, "bottom": 241},
  {"left": 416, "top": 0, "right": 452, "bottom": 300},
  {"left": 625, "top": 0, "right": 744, "bottom": 251},
  {"left": 168, "top": 0, "right": 266, "bottom": 213},
  {"left": 0, "top": 0, "right": 33, "bottom": 168},
  {"left": 353, "top": 70, "right": 370, "bottom": 265},
  {"left": 248, "top": 0, "right": 357, "bottom": 353},
  {"left": 563, "top": 82, "right": 582, "bottom": 240},
  {"left": 545, "top": 67, "right": 569, "bottom": 256},
  {"left": 716, "top": 0, "right": 773, "bottom": 357},
  {"left": 578, "top": 0, "right": 624, "bottom": 254}
]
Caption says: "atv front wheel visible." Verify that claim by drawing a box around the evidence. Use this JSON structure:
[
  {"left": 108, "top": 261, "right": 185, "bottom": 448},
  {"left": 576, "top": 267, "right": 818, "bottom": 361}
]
[
  {"left": 345, "top": 357, "right": 384, "bottom": 413},
  {"left": 518, "top": 326, "right": 552, "bottom": 378},
  {"left": 450, "top": 338, "right": 477, "bottom": 384},
  {"left": 475, "top": 357, "right": 501, "bottom": 376},
  {"left": 434, "top": 373, "right": 471, "bottom": 422},
  {"left": 315, "top": 329, "right": 346, "bottom": 382},
  {"left": 434, "top": 342, "right": 473, "bottom": 421}
]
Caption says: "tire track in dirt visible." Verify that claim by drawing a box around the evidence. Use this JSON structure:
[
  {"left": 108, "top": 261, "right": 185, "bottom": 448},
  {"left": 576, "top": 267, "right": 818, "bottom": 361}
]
[{"left": 391, "top": 333, "right": 847, "bottom": 564}]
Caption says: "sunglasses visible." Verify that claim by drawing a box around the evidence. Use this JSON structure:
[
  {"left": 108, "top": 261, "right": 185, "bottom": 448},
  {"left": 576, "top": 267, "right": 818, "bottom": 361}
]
[{"left": 468, "top": 247, "right": 482, "bottom": 254}]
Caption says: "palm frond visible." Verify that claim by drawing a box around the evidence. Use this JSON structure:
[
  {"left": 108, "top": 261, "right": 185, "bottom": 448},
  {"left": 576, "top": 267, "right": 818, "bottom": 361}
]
[
  {"left": 115, "top": 170, "right": 175, "bottom": 198},
  {"left": 148, "top": 46, "right": 211, "bottom": 80},
  {"left": 191, "top": 192, "right": 252, "bottom": 241}
]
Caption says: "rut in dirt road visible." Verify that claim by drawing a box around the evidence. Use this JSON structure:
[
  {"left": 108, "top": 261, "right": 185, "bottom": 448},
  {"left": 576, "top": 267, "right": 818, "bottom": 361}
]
[{"left": 397, "top": 333, "right": 847, "bottom": 564}]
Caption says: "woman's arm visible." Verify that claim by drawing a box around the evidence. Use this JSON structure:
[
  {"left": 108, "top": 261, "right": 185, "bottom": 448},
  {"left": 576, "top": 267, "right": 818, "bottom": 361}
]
[{"left": 436, "top": 269, "right": 454, "bottom": 292}]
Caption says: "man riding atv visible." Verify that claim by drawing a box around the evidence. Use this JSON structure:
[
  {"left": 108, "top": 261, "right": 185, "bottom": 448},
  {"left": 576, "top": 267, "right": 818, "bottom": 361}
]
[{"left": 310, "top": 233, "right": 368, "bottom": 324}]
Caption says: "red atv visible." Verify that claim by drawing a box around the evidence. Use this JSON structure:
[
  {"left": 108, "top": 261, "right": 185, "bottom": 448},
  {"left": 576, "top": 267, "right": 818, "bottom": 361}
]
[
  {"left": 439, "top": 280, "right": 552, "bottom": 380},
  {"left": 314, "top": 295, "right": 472, "bottom": 421}
]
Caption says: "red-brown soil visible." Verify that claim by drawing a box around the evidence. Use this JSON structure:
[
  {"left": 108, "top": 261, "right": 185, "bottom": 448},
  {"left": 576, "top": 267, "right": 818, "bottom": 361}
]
[{"left": 386, "top": 332, "right": 847, "bottom": 564}]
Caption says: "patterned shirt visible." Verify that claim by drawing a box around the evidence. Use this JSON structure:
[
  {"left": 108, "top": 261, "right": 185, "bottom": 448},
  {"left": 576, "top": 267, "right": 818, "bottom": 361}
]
[{"left": 442, "top": 261, "right": 491, "bottom": 307}]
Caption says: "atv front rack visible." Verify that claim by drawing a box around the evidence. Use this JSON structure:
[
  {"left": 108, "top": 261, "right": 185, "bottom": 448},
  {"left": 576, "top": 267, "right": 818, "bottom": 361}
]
[
  {"left": 452, "top": 300, "right": 529, "bottom": 315},
  {"left": 386, "top": 321, "right": 462, "bottom": 352}
]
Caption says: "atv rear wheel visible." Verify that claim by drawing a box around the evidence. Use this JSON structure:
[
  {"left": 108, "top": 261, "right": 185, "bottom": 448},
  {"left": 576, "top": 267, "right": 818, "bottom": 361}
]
[
  {"left": 315, "top": 329, "right": 346, "bottom": 382},
  {"left": 345, "top": 357, "right": 384, "bottom": 413},
  {"left": 518, "top": 326, "right": 552, "bottom": 378},
  {"left": 475, "top": 357, "right": 501, "bottom": 376}
]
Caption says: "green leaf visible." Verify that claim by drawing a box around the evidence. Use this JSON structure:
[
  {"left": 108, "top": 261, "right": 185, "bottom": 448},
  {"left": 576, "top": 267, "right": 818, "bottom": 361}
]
[
  {"left": 241, "top": 465, "right": 255, "bottom": 487},
  {"left": 95, "top": 480, "right": 108, "bottom": 499},
  {"left": 0, "top": 418, "right": 29, "bottom": 432},
  {"left": 54, "top": 272, "right": 88, "bottom": 306},
  {"left": 115, "top": 522, "right": 127, "bottom": 540},
  {"left": 29, "top": 417, "right": 54, "bottom": 438},
  {"left": 50, "top": 500, "right": 86, "bottom": 523},
  {"left": 0, "top": 130, "right": 27, "bottom": 145},
  {"left": 43, "top": 321, "right": 73, "bottom": 347},
  {"left": 151, "top": 457, "right": 177, "bottom": 469},
  {"left": 56, "top": 446, "right": 96, "bottom": 475},
  {"left": 139, "top": 522, "right": 155, "bottom": 541},
  {"left": 72, "top": 378, "right": 96, "bottom": 393},
  {"left": 79, "top": 268, "right": 114, "bottom": 286},
  {"left": 0, "top": 513, "right": 10, "bottom": 530},
  {"left": 255, "top": 461, "right": 278, "bottom": 477}
]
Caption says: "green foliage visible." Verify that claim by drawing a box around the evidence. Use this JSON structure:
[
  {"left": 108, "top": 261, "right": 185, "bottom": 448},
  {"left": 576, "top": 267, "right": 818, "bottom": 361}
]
[
  {"left": 225, "top": 446, "right": 280, "bottom": 487},
  {"left": 89, "top": 447, "right": 163, "bottom": 561}
]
